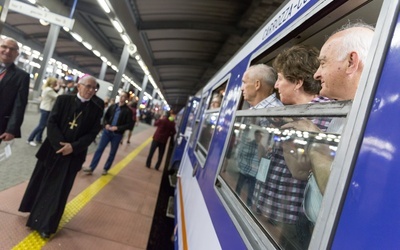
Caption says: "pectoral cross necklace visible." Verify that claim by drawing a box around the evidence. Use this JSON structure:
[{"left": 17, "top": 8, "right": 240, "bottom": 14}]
[{"left": 69, "top": 111, "right": 83, "bottom": 129}]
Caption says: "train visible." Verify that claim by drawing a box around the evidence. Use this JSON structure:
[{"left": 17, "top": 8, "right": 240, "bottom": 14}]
[{"left": 171, "top": 0, "right": 400, "bottom": 249}]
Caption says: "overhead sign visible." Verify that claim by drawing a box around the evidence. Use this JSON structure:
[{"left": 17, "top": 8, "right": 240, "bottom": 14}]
[{"left": 9, "top": 0, "right": 74, "bottom": 29}]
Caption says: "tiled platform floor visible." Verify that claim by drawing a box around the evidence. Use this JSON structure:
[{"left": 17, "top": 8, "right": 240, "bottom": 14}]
[{"left": 0, "top": 106, "right": 165, "bottom": 249}]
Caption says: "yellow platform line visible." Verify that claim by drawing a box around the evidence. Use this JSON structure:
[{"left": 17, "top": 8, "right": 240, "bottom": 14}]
[{"left": 13, "top": 137, "right": 152, "bottom": 250}]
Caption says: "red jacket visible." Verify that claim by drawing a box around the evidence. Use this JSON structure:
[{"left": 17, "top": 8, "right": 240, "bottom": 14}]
[{"left": 153, "top": 117, "right": 176, "bottom": 143}]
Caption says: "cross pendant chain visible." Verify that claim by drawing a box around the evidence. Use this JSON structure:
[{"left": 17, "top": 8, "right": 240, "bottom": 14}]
[
  {"left": 69, "top": 120, "right": 78, "bottom": 129},
  {"left": 69, "top": 111, "right": 83, "bottom": 130}
]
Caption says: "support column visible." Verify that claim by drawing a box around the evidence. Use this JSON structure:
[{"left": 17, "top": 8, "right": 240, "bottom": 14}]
[
  {"left": 110, "top": 44, "right": 130, "bottom": 99},
  {"left": 33, "top": 24, "right": 60, "bottom": 97},
  {"left": 98, "top": 60, "right": 107, "bottom": 80},
  {"left": 138, "top": 75, "right": 148, "bottom": 107},
  {"left": 0, "top": 0, "right": 11, "bottom": 34}
]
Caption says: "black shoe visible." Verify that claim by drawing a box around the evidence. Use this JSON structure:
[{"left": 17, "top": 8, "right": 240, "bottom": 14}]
[
  {"left": 146, "top": 165, "right": 150, "bottom": 168},
  {"left": 39, "top": 231, "right": 50, "bottom": 239},
  {"left": 127, "top": 140, "right": 130, "bottom": 144}
]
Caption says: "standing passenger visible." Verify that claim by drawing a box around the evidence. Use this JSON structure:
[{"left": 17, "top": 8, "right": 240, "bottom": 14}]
[
  {"left": 146, "top": 111, "right": 176, "bottom": 170},
  {"left": 281, "top": 22, "right": 375, "bottom": 224},
  {"left": 125, "top": 100, "right": 138, "bottom": 144},
  {"left": 256, "top": 44, "right": 329, "bottom": 249},
  {"left": 235, "top": 64, "right": 282, "bottom": 206},
  {"left": 83, "top": 91, "right": 132, "bottom": 175},
  {"left": 18, "top": 76, "right": 103, "bottom": 239},
  {"left": 27, "top": 77, "right": 64, "bottom": 146},
  {"left": 0, "top": 37, "right": 30, "bottom": 143}
]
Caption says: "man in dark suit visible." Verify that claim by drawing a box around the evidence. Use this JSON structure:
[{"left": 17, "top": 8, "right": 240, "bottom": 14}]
[{"left": 0, "top": 37, "right": 30, "bottom": 143}]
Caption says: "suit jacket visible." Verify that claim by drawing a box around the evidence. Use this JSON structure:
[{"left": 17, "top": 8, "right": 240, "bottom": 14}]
[{"left": 0, "top": 63, "right": 30, "bottom": 138}]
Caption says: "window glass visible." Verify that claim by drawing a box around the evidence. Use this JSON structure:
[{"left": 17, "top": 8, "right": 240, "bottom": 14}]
[
  {"left": 195, "top": 81, "right": 228, "bottom": 163},
  {"left": 220, "top": 115, "right": 341, "bottom": 249},
  {"left": 196, "top": 112, "right": 219, "bottom": 156}
]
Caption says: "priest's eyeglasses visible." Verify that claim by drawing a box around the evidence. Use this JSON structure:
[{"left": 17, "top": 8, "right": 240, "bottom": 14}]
[{"left": 80, "top": 83, "right": 98, "bottom": 91}]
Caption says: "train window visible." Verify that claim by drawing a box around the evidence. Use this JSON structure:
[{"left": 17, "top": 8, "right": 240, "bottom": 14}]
[
  {"left": 209, "top": 86, "right": 225, "bottom": 109},
  {"left": 195, "top": 82, "right": 227, "bottom": 165},
  {"left": 217, "top": 101, "right": 350, "bottom": 249},
  {"left": 189, "top": 95, "right": 207, "bottom": 148},
  {"left": 185, "top": 98, "right": 200, "bottom": 135}
]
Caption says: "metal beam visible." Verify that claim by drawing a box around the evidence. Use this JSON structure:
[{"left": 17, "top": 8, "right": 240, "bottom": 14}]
[{"left": 139, "top": 21, "right": 246, "bottom": 35}]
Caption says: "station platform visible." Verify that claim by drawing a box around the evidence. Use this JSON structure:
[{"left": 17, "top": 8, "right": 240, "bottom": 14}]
[{"left": 0, "top": 104, "right": 175, "bottom": 249}]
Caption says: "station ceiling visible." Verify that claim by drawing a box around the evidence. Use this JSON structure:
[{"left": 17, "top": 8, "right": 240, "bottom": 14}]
[{"left": 4, "top": 0, "right": 285, "bottom": 111}]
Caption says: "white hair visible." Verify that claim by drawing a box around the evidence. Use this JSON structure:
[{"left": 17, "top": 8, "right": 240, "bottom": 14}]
[{"left": 331, "top": 21, "right": 375, "bottom": 64}]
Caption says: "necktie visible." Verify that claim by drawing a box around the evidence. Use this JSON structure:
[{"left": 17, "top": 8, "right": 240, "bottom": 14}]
[{"left": 0, "top": 64, "right": 6, "bottom": 73}]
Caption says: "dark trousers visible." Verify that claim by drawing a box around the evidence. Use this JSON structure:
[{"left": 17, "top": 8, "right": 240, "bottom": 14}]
[
  {"left": 28, "top": 109, "right": 50, "bottom": 142},
  {"left": 146, "top": 140, "right": 166, "bottom": 169},
  {"left": 235, "top": 173, "right": 256, "bottom": 206}
]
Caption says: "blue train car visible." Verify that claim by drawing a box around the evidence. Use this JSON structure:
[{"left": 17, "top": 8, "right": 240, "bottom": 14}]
[
  {"left": 169, "top": 96, "right": 200, "bottom": 170},
  {"left": 175, "top": 0, "right": 400, "bottom": 249}
]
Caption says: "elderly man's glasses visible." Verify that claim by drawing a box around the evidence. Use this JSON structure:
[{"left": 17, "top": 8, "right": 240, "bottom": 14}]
[
  {"left": 0, "top": 45, "right": 18, "bottom": 52},
  {"left": 80, "top": 83, "right": 98, "bottom": 91}
]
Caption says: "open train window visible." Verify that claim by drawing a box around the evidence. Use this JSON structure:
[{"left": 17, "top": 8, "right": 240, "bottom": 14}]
[
  {"left": 189, "top": 95, "right": 207, "bottom": 148},
  {"left": 218, "top": 102, "right": 348, "bottom": 249},
  {"left": 214, "top": 0, "right": 384, "bottom": 249},
  {"left": 195, "top": 81, "right": 228, "bottom": 165}
]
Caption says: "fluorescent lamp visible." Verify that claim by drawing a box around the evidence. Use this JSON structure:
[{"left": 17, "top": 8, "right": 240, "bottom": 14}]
[
  {"left": 70, "top": 32, "right": 82, "bottom": 42},
  {"left": 97, "top": 0, "right": 111, "bottom": 13},
  {"left": 121, "top": 34, "right": 130, "bottom": 45},
  {"left": 82, "top": 41, "right": 93, "bottom": 50},
  {"left": 112, "top": 19, "right": 123, "bottom": 33},
  {"left": 93, "top": 50, "right": 101, "bottom": 57}
]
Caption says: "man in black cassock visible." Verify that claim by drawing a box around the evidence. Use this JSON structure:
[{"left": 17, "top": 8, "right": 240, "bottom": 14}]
[{"left": 19, "top": 75, "right": 103, "bottom": 239}]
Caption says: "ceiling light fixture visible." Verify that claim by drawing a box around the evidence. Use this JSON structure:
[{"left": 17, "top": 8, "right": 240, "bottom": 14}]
[
  {"left": 100, "top": 56, "right": 108, "bottom": 62},
  {"left": 111, "top": 19, "right": 123, "bottom": 33},
  {"left": 121, "top": 34, "right": 130, "bottom": 45},
  {"left": 82, "top": 41, "right": 92, "bottom": 50},
  {"left": 70, "top": 32, "right": 82, "bottom": 42},
  {"left": 93, "top": 50, "right": 101, "bottom": 57},
  {"left": 97, "top": 0, "right": 111, "bottom": 13}
]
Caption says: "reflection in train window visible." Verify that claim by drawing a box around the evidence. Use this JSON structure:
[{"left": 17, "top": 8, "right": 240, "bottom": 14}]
[
  {"left": 220, "top": 114, "right": 341, "bottom": 249},
  {"left": 195, "top": 112, "right": 219, "bottom": 161},
  {"left": 195, "top": 81, "right": 228, "bottom": 164},
  {"left": 189, "top": 96, "right": 207, "bottom": 148},
  {"left": 209, "top": 83, "right": 226, "bottom": 110}
]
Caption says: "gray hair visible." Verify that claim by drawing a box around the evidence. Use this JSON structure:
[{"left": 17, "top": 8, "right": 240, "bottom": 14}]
[
  {"left": 247, "top": 64, "right": 277, "bottom": 87},
  {"left": 331, "top": 21, "right": 375, "bottom": 64}
]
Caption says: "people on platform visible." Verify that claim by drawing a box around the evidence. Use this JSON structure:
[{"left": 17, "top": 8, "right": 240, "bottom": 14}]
[
  {"left": 0, "top": 37, "right": 30, "bottom": 143},
  {"left": 83, "top": 91, "right": 133, "bottom": 175},
  {"left": 146, "top": 111, "right": 176, "bottom": 170},
  {"left": 64, "top": 80, "right": 77, "bottom": 95},
  {"left": 27, "top": 77, "right": 64, "bottom": 146},
  {"left": 281, "top": 22, "right": 375, "bottom": 225},
  {"left": 124, "top": 100, "right": 138, "bottom": 144},
  {"left": 234, "top": 64, "right": 282, "bottom": 206},
  {"left": 142, "top": 107, "right": 153, "bottom": 125},
  {"left": 255, "top": 44, "right": 329, "bottom": 249},
  {"left": 18, "top": 75, "right": 103, "bottom": 239}
]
